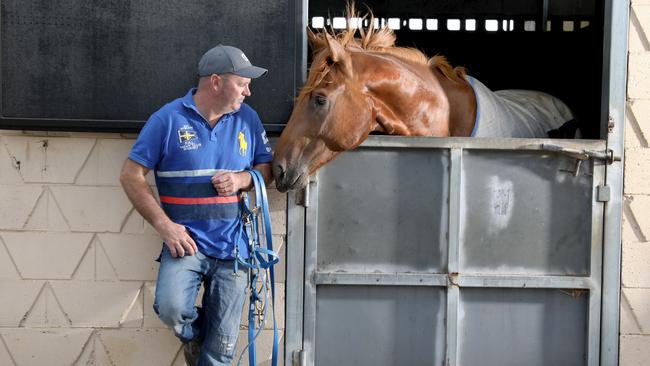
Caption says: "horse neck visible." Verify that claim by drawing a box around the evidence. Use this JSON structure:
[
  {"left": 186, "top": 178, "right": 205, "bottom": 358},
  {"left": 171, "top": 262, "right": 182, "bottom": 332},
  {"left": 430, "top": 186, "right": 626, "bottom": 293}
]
[
  {"left": 357, "top": 52, "right": 476, "bottom": 137},
  {"left": 433, "top": 69, "right": 477, "bottom": 137}
]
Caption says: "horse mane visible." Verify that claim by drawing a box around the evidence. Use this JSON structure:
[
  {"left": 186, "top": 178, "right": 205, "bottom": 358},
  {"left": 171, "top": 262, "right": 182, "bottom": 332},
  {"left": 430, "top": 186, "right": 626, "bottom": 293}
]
[{"left": 299, "top": 4, "right": 467, "bottom": 99}]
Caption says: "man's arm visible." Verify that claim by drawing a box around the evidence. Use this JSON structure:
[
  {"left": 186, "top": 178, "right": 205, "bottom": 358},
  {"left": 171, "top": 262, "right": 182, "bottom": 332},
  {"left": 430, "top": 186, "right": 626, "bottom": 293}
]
[
  {"left": 211, "top": 162, "right": 273, "bottom": 196},
  {"left": 119, "top": 159, "right": 198, "bottom": 257}
]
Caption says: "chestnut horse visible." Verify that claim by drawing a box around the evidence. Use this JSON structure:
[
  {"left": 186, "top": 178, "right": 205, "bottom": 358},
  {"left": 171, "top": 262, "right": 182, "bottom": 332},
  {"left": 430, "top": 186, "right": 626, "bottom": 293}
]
[{"left": 272, "top": 18, "right": 574, "bottom": 192}]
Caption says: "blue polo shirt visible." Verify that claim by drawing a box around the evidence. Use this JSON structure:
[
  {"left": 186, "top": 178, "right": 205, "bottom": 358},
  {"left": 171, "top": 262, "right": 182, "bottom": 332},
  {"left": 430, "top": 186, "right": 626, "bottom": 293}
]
[{"left": 128, "top": 88, "right": 273, "bottom": 259}]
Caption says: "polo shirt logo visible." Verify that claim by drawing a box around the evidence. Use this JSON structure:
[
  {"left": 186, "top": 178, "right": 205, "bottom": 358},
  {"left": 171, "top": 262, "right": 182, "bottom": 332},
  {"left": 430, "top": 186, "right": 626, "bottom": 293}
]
[
  {"left": 177, "top": 125, "right": 201, "bottom": 151},
  {"left": 238, "top": 131, "right": 248, "bottom": 156}
]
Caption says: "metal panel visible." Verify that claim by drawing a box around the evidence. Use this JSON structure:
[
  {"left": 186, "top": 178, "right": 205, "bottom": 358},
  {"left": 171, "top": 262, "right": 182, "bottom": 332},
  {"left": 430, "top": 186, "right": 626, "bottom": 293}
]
[
  {"left": 316, "top": 148, "right": 449, "bottom": 273},
  {"left": 460, "top": 150, "right": 593, "bottom": 275},
  {"left": 293, "top": 136, "right": 608, "bottom": 366},
  {"left": 600, "top": 0, "right": 627, "bottom": 364},
  {"left": 314, "top": 286, "right": 446, "bottom": 366},
  {"left": 284, "top": 0, "right": 308, "bottom": 363},
  {"left": 458, "top": 288, "right": 588, "bottom": 366}
]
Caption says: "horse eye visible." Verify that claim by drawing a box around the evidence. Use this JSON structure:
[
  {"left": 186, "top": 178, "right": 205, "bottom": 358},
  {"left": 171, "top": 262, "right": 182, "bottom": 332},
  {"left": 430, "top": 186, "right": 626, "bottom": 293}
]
[{"left": 313, "top": 95, "right": 328, "bottom": 107}]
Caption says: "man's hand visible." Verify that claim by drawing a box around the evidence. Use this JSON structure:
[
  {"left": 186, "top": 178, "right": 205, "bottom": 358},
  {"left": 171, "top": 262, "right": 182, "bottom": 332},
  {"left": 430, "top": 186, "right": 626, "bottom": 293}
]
[
  {"left": 158, "top": 221, "right": 198, "bottom": 257},
  {"left": 211, "top": 172, "right": 250, "bottom": 196}
]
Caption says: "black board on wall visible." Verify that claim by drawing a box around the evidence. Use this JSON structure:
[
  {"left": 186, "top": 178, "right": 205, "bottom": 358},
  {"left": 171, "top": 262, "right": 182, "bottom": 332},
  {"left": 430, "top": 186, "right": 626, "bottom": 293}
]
[{"left": 0, "top": 0, "right": 298, "bottom": 132}]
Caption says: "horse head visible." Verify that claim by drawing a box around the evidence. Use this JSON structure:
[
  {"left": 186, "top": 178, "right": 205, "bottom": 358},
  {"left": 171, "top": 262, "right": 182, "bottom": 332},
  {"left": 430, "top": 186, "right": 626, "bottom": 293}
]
[
  {"left": 273, "top": 31, "right": 375, "bottom": 192},
  {"left": 272, "top": 8, "right": 478, "bottom": 192}
]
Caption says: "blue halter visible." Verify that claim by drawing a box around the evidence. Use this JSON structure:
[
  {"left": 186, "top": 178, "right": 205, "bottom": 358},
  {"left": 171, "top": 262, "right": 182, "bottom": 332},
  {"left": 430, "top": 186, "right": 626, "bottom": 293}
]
[{"left": 234, "top": 169, "right": 280, "bottom": 366}]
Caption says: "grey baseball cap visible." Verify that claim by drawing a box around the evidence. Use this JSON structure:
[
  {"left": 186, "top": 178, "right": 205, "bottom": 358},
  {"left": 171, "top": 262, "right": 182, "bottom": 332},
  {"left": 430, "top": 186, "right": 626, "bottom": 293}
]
[{"left": 198, "top": 44, "right": 268, "bottom": 78}]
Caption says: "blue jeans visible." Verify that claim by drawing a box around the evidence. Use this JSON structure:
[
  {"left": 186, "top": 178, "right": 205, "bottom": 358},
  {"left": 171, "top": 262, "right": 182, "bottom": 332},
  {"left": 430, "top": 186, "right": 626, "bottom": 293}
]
[{"left": 154, "top": 246, "right": 248, "bottom": 366}]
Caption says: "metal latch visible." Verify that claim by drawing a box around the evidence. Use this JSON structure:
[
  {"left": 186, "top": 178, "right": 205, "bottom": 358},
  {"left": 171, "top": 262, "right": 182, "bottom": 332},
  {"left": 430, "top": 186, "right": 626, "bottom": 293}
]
[{"left": 541, "top": 144, "right": 621, "bottom": 176}]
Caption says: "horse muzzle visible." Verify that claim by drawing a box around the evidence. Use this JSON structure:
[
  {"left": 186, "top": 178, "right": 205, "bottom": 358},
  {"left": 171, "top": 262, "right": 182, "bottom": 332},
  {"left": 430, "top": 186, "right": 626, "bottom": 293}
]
[{"left": 272, "top": 161, "right": 309, "bottom": 193}]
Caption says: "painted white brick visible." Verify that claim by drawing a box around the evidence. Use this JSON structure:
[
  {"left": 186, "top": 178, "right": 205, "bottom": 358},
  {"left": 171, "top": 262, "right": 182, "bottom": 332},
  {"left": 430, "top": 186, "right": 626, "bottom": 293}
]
[
  {"left": 623, "top": 199, "right": 644, "bottom": 243},
  {"left": 630, "top": 100, "right": 650, "bottom": 145},
  {"left": 621, "top": 291, "right": 642, "bottom": 334},
  {"left": 633, "top": 5, "right": 650, "bottom": 34},
  {"left": 72, "top": 236, "right": 119, "bottom": 281},
  {"left": 627, "top": 101, "right": 650, "bottom": 149},
  {"left": 235, "top": 330, "right": 284, "bottom": 366},
  {"left": 269, "top": 189, "right": 287, "bottom": 236},
  {"left": 628, "top": 195, "right": 650, "bottom": 240},
  {"left": 0, "top": 237, "right": 20, "bottom": 279},
  {"left": 171, "top": 351, "right": 186, "bottom": 366},
  {"left": 0, "top": 340, "right": 12, "bottom": 366},
  {"left": 0, "top": 185, "right": 43, "bottom": 229},
  {"left": 122, "top": 209, "right": 159, "bottom": 235},
  {"left": 23, "top": 189, "right": 70, "bottom": 231},
  {"left": 0, "top": 136, "right": 22, "bottom": 184},
  {"left": 0, "top": 280, "right": 44, "bottom": 326},
  {"left": 620, "top": 335, "right": 650, "bottom": 366},
  {"left": 628, "top": 52, "right": 650, "bottom": 99},
  {"left": 3, "top": 136, "right": 95, "bottom": 183},
  {"left": 622, "top": 242, "right": 650, "bottom": 288},
  {"left": 120, "top": 285, "right": 144, "bottom": 328},
  {"left": 51, "top": 281, "right": 142, "bottom": 327},
  {"left": 99, "top": 329, "right": 180, "bottom": 366},
  {"left": 622, "top": 288, "right": 650, "bottom": 334},
  {"left": 75, "top": 333, "right": 113, "bottom": 366},
  {"left": 98, "top": 233, "right": 161, "bottom": 280},
  {"left": 51, "top": 186, "right": 132, "bottom": 232},
  {"left": 630, "top": 5, "right": 650, "bottom": 52},
  {"left": 625, "top": 148, "right": 650, "bottom": 194},
  {"left": 625, "top": 115, "right": 645, "bottom": 149},
  {"left": 21, "top": 283, "right": 70, "bottom": 327},
  {"left": 2, "top": 232, "right": 92, "bottom": 279},
  {"left": 0, "top": 328, "right": 92, "bottom": 366},
  {"left": 76, "top": 139, "right": 134, "bottom": 185}
]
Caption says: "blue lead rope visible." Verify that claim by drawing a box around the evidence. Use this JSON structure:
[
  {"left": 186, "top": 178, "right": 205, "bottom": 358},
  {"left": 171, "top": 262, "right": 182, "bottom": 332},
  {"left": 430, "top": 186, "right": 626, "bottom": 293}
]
[{"left": 234, "top": 169, "right": 279, "bottom": 366}]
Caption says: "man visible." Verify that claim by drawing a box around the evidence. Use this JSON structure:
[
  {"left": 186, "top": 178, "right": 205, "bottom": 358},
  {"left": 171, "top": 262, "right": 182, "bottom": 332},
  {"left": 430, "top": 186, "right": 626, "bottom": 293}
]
[{"left": 120, "top": 44, "right": 273, "bottom": 366}]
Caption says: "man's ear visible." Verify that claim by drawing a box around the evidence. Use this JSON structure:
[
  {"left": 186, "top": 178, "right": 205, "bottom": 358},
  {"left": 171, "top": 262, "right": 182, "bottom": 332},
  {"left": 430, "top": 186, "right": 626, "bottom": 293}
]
[{"left": 210, "top": 74, "right": 225, "bottom": 90}]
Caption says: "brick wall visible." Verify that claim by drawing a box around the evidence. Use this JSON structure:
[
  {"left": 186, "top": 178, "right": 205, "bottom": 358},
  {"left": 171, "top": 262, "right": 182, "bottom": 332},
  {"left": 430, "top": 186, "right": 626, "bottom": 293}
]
[
  {"left": 0, "top": 131, "right": 286, "bottom": 365},
  {"left": 620, "top": 0, "right": 650, "bottom": 365}
]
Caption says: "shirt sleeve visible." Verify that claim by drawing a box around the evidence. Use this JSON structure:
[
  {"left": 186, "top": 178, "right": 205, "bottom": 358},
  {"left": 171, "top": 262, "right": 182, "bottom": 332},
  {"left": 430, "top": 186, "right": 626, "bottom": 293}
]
[
  {"left": 251, "top": 112, "right": 273, "bottom": 166},
  {"left": 128, "top": 114, "right": 167, "bottom": 169}
]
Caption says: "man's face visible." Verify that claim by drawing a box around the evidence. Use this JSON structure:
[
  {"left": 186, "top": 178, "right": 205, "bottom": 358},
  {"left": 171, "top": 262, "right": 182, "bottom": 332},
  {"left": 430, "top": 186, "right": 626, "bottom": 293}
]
[{"left": 219, "top": 74, "right": 251, "bottom": 111}]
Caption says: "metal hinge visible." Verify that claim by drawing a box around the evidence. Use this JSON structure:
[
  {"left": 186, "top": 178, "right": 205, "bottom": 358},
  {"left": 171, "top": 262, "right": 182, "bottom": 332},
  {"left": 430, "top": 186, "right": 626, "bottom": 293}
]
[
  {"left": 608, "top": 115, "right": 615, "bottom": 133},
  {"left": 295, "top": 182, "right": 310, "bottom": 207},
  {"left": 597, "top": 185, "right": 611, "bottom": 202},
  {"left": 292, "top": 349, "right": 307, "bottom": 366}
]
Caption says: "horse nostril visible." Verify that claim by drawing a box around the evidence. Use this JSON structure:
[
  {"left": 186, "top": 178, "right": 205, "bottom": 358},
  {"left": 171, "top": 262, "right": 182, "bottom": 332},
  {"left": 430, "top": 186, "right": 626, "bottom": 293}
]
[{"left": 274, "top": 164, "right": 286, "bottom": 180}]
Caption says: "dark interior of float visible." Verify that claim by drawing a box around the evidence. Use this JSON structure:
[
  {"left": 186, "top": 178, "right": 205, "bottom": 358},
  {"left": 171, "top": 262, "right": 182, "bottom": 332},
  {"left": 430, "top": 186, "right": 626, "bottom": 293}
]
[{"left": 309, "top": 0, "right": 607, "bottom": 139}]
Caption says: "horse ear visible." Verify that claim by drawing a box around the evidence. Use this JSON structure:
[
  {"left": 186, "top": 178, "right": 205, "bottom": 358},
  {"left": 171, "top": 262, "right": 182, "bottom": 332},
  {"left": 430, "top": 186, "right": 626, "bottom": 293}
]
[
  {"left": 307, "top": 27, "right": 325, "bottom": 55},
  {"left": 324, "top": 33, "right": 353, "bottom": 78},
  {"left": 307, "top": 27, "right": 320, "bottom": 52}
]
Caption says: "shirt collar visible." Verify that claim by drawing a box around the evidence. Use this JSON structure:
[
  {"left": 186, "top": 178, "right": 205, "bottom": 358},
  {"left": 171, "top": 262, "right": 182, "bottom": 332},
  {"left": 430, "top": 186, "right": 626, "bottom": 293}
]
[{"left": 181, "top": 88, "right": 240, "bottom": 121}]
